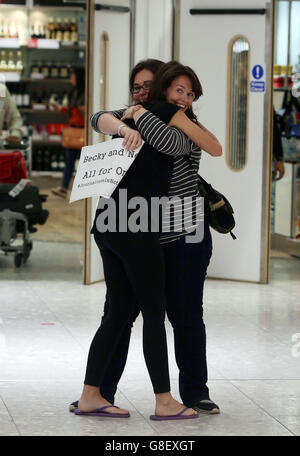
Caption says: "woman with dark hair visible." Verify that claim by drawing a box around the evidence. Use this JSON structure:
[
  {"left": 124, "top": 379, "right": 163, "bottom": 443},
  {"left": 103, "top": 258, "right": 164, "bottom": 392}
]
[
  {"left": 73, "top": 60, "right": 221, "bottom": 420},
  {"left": 129, "top": 58, "right": 163, "bottom": 103},
  {"left": 147, "top": 60, "right": 202, "bottom": 122},
  {"left": 51, "top": 67, "right": 85, "bottom": 198}
]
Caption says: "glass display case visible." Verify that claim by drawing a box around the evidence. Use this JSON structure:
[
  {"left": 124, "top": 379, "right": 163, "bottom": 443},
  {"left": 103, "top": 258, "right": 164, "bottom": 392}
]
[{"left": 0, "top": 0, "right": 86, "bottom": 176}]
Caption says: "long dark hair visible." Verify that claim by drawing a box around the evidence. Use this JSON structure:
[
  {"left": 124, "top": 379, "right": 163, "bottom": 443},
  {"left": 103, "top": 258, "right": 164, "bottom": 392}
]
[
  {"left": 148, "top": 61, "right": 203, "bottom": 121},
  {"left": 129, "top": 59, "right": 164, "bottom": 94}
]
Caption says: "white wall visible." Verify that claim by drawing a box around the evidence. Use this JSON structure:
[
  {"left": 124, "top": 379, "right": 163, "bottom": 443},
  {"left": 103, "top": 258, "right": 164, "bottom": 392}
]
[
  {"left": 274, "top": 0, "right": 300, "bottom": 70},
  {"left": 134, "top": 0, "right": 173, "bottom": 64}
]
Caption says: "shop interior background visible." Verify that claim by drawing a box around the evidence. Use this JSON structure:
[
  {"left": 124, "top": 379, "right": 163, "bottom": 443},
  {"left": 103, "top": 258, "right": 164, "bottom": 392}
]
[{"left": 0, "top": 0, "right": 86, "bottom": 277}]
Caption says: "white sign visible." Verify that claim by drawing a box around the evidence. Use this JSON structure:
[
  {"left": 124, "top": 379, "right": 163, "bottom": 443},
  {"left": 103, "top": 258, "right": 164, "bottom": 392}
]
[
  {"left": 250, "top": 81, "right": 265, "bottom": 92},
  {"left": 0, "top": 38, "right": 20, "bottom": 48},
  {"left": 69, "top": 138, "right": 144, "bottom": 203}
]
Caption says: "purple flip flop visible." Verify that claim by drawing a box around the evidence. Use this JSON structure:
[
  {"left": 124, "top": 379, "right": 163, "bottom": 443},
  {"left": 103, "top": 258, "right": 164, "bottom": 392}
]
[
  {"left": 150, "top": 406, "right": 199, "bottom": 421},
  {"left": 75, "top": 405, "right": 130, "bottom": 418}
]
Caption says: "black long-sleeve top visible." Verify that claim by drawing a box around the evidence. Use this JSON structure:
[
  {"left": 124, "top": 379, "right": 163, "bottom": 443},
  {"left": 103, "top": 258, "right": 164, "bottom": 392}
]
[{"left": 90, "top": 106, "right": 203, "bottom": 243}]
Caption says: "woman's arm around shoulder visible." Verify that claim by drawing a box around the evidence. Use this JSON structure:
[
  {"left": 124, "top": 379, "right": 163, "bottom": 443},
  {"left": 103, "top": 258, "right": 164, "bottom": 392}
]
[
  {"left": 169, "top": 110, "right": 222, "bottom": 157},
  {"left": 90, "top": 108, "right": 142, "bottom": 152},
  {"left": 131, "top": 105, "right": 195, "bottom": 157},
  {"left": 90, "top": 109, "right": 125, "bottom": 134}
]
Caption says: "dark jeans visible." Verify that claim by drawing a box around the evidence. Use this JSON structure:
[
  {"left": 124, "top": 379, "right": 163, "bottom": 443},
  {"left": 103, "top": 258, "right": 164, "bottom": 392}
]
[
  {"left": 62, "top": 148, "right": 81, "bottom": 190},
  {"left": 98, "top": 221, "right": 212, "bottom": 407},
  {"left": 84, "top": 231, "right": 170, "bottom": 394}
]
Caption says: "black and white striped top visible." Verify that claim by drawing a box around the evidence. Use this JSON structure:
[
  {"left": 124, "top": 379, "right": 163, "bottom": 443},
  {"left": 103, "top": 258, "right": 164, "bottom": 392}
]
[{"left": 90, "top": 108, "right": 203, "bottom": 244}]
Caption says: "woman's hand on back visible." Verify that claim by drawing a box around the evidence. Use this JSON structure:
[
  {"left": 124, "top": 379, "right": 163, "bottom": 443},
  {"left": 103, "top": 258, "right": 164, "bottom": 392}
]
[{"left": 121, "top": 105, "right": 143, "bottom": 121}]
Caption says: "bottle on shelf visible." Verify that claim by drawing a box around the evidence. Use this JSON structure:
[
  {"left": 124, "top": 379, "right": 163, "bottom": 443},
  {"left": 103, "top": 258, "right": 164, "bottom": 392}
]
[
  {"left": 61, "top": 17, "right": 66, "bottom": 40},
  {"left": 0, "top": 51, "right": 8, "bottom": 72},
  {"left": 62, "top": 92, "right": 69, "bottom": 107},
  {"left": 30, "top": 61, "right": 40, "bottom": 76},
  {"left": 48, "top": 17, "right": 55, "bottom": 39},
  {"left": 22, "top": 84, "right": 30, "bottom": 108},
  {"left": 60, "top": 62, "right": 69, "bottom": 79},
  {"left": 41, "top": 61, "right": 49, "bottom": 78},
  {"left": 16, "top": 21, "right": 20, "bottom": 40},
  {"left": 9, "top": 20, "right": 18, "bottom": 39},
  {"left": 51, "top": 148, "right": 59, "bottom": 172},
  {"left": 71, "top": 18, "right": 78, "bottom": 43},
  {"left": 53, "top": 18, "right": 58, "bottom": 39},
  {"left": 4, "top": 20, "right": 10, "bottom": 39},
  {"left": 45, "top": 20, "right": 50, "bottom": 40},
  {"left": 35, "top": 24, "right": 41, "bottom": 39},
  {"left": 30, "top": 23, "right": 36, "bottom": 39},
  {"left": 43, "top": 148, "right": 51, "bottom": 171},
  {"left": 49, "top": 92, "right": 58, "bottom": 110},
  {"left": 0, "top": 20, "right": 4, "bottom": 39},
  {"left": 15, "top": 51, "right": 23, "bottom": 74},
  {"left": 50, "top": 61, "right": 59, "bottom": 78},
  {"left": 40, "top": 24, "right": 46, "bottom": 39},
  {"left": 55, "top": 18, "right": 63, "bottom": 41},
  {"left": 7, "top": 51, "right": 16, "bottom": 72},
  {"left": 63, "top": 18, "right": 71, "bottom": 42}
]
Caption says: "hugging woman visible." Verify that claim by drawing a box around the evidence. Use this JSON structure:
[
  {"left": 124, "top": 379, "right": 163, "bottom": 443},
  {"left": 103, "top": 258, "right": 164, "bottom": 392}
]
[{"left": 73, "top": 60, "right": 222, "bottom": 420}]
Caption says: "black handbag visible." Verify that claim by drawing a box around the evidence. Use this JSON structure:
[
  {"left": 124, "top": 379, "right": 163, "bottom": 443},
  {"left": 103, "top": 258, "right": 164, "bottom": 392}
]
[
  {"left": 197, "top": 175, "right": 236, "bottom": 239},
  {"left": 277, "top": 90, "right": 300, "bottom": 139}
]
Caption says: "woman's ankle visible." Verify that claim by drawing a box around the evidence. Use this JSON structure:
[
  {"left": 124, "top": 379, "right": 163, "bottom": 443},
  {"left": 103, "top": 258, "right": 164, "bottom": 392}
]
[
  {"left": 81, "top": 384, "right": 102, "bottom": 399},
  {"left": 155, "top": 392, "right": 173, "bottom": 406}
]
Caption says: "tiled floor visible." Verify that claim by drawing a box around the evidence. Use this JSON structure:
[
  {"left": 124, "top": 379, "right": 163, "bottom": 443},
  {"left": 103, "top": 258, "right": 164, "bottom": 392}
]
[{"left": 0, "top": 242, "right": 300, "bottom": 436}]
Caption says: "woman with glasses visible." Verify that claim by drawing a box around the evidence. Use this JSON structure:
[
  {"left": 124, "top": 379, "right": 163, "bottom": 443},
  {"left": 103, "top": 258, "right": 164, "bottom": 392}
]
[{"left": 74, "top": 60, "right": 222, "bottom": 420}]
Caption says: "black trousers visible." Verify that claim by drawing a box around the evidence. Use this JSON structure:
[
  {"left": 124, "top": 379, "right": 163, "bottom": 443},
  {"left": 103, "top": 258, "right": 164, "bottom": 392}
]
[
  {"left": 84, "top": 230, "right": 171, "bottom": 394},
  {"left": 98, "top": 221, "right": 212, "bottom": 407}
]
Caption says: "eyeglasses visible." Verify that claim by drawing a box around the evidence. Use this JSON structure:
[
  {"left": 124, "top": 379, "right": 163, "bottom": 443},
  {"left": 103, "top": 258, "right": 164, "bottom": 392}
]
[{"left": 131, "top": 81, "right": 152, "bottom": 94}]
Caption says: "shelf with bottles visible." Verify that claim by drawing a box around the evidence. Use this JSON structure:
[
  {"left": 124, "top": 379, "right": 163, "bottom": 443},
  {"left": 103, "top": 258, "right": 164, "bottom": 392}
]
[
  {"left": 0, "top": 10, "right": 85, "bottom": 46},
  {"left": 29, "top": 59, "right": 74, "bottom": 80},
  {"left": 30, "top": 123, "right": 67, "bottom": 144},
  {"left": 32, "top": 145, "right": 66, "bottom": 174},
  {"left": 21, "top": 77, "right": 72, "bottom": 85},
  {"left": 0, "top": 49, "right": 23, "bottom": 75},
  {"left": 0, "top": 41, "right": 85, "bottom": 50},
  {"left": 0, "top": 50, "right": 84, "bottom": 85},
  {"left": 8, "top": 82, "right": 72, "bottom": 126}
]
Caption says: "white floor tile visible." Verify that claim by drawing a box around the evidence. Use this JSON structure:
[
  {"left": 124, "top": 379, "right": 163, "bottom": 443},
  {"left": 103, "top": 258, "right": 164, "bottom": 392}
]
[
  {"left": 230, "top": 380, "right": 300, "bottom": 415},
  {"left": 0, "top": 243, "right": 299, "bottom": 436}
]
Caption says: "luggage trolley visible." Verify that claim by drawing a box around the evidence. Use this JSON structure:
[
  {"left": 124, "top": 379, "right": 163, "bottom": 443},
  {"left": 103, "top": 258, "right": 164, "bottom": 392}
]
[{"left": 0, "top": 132, "right": 49, "bottom": 267}]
